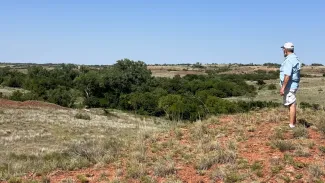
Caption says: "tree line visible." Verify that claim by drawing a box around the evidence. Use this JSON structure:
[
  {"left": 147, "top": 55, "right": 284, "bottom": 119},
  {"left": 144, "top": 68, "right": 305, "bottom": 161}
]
[{"left": 0, "top": 59, "right": 281, "bottom": 121}]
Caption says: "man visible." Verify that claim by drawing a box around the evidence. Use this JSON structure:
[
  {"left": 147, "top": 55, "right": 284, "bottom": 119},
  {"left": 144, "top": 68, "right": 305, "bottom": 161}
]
[{"left": 279, "top": 42, "right": 301, "bottom": 128}]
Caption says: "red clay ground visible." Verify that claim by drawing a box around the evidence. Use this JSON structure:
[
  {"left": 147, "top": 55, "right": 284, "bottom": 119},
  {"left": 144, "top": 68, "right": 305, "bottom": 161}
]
[{"left": 0, "top": 99, "right": 66, "bottom": 109}]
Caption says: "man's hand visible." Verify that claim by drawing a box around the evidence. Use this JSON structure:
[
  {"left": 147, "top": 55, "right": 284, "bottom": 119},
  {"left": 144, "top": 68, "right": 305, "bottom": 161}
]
[{"left": 280, "top": 87, "right": 285, "bottom": 96}]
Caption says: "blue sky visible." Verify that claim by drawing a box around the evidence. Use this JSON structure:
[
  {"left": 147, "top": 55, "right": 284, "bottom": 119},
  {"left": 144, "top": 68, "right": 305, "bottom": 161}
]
[{"left": 0, "top": 0, "right": 324, "bottom": 65}]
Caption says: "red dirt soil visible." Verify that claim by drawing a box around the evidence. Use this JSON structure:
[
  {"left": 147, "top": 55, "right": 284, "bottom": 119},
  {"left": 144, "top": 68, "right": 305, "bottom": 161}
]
[{"left": 0, "top": 99, "right": 66, "bottom": 109}]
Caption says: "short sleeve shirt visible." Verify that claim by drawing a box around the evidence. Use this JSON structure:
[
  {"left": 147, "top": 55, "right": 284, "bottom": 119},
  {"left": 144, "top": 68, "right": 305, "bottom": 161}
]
[{"left": 279, "top": 53, "right": 301, "bottom": 90}]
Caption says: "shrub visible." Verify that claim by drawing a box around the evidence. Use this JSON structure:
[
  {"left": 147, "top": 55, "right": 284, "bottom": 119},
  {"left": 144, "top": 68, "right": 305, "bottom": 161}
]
[
  {"left": 272, "top": 140, "right": 296, "bottom": 152},
  {"left": 257, "top": 80, "right": 266, "bottom": 85},
  {"left": 47, "top": 87, "right": 77, "bottom": 107},
  {"left": 293, "top": 125, "right": 309, "bottom": 139},
  {"left": 268, "top": 84, "right": 277, "bottom": 90},
  {"left": 308, "top": 164, "right": 324, "bottom": 178},
  {"left": 76, "top": 175, "right": 89, "bottom": 183},
  {"left": 9, "top": 90, "right": 24, "bottom": 101},
  {"left": 74, "top": 113, "right": 91, "bottom": 120},
  {"left": 153, "top": 159, "right": 176, "bottom": 177}
]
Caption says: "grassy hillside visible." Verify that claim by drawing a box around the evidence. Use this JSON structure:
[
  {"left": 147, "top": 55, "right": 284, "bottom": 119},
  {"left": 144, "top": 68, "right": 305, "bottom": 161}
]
[{"left": 1, "top": 103, "right": 325, "bottom": 182}]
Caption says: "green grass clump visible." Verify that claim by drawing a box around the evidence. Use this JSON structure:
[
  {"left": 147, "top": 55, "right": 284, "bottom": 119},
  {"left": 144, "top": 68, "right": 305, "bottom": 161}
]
[
  {"left": 293, "top": 125, "right": 309, "bottom": 139},
  {"left": 74, "top": 113, "right": 91, "bottom": 120},
  {"left": 272, "top": 140, "right": 296, "bottom": 152},
  {"left": 308, "top": 164, "right": 324, "bottom": 179},
  {"left": 196, "top": 149, "right": 236, "bottom": 170},
  {"left": 8, "top": 177, "right": 22, "bottom": 183},
  {"left": 153, "top": 159, "right": 176, "bottom": 177},
  {"left": 76, "top": 175, "right": 89, "bottom": 183}
]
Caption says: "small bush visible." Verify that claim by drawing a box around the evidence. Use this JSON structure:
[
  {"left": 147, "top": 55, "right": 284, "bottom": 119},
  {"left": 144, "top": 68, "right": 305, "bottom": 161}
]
[
  {"left": 196, "top": 149, "right": 236, "bottom": 170},
  {"left": 126, "top": 163, "right": 146, "bottom": 179},
  {"left": 74, "top": 113, "right": 91, "bottom": 120},
  {"left": 153, "top": 159, "right": 176, "bottom": 177},
  {"left": 251, "top": 161, "right": 263, "bottom": 171},
  {"left": 308, "top": 164, "right": 324, "bottom": 178},
  {"left": 257, "top": 80, "right": 266, "bottom": 85},
  {"left": 9, "top": 90, "right": 24, "bottom": 101},
  {"left": 76, "top": 175, "right": 89, "bottom": 183},
  {"left": 295, "top": 146, "right": 311, "bottom": 157},
  {"left": 271, "top": 165, "right": 283, "bottom": 175},
  {"left": 268, "top": 84, "right": 277, "bottom": 90},
  {"left": 293, "top": 125, "right": 309, "bottom": 139},
  {"left": 272, "top": 140, "right": 296, "bottom": 152}
]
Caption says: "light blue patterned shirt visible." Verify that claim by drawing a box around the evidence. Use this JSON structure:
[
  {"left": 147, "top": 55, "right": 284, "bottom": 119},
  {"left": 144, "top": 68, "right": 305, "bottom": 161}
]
[{"left": 279, "top": 53, "right": 301, "bottom": 90}]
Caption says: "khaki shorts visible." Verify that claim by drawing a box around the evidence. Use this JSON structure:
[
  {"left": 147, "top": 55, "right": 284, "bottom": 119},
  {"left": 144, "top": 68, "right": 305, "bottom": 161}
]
[{"left": 283, "top": 90, "right": 297, "bottom": 106}]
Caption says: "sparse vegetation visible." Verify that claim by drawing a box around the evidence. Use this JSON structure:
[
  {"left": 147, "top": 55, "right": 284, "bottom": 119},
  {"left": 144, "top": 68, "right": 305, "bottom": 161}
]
[
  {"left": 153, "top": 159, "right": 176, "bottom": 177},
  {"left": 272, "top": 140, "right": 296, "bottom": 152},
  {"left": 293, "top": 125, "right": 309, "bottom": 138},
  {"left": 309, "top": 164, "right": 324, "bottom": 179}
]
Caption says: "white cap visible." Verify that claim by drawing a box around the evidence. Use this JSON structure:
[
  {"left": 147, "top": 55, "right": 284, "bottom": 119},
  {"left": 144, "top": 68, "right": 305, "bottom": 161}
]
[{"left": 281, "top": 42, "right": 294, "bottom": 49}]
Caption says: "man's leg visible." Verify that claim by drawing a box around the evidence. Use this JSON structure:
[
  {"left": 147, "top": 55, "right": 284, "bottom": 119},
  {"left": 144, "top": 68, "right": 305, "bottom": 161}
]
[{"left": 289, "top": 103, "right": 297, "bottom": 126}]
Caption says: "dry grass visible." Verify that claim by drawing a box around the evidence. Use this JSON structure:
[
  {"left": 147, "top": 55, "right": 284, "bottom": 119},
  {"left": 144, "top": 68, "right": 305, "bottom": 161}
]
[
  {"left": 272, "top": 140, "right": 296, "bottom": 152},
  {"left": 0, "top": 107, "right": 168, "bottom": 180}
]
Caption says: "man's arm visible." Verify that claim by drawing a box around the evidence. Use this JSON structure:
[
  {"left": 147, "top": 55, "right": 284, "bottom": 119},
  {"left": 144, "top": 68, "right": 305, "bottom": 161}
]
[{"left": 280, "top": 75, "right": 290, "bottom": 96}]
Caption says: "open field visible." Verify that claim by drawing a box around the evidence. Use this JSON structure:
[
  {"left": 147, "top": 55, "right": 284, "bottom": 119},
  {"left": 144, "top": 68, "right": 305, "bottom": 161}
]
[
  {"left": 1, "top": 101, "right": 325, "bottom": 182},
  {"left": 0, "top": 100, "right": 170, "bottom": 182},
  {"left": 228, "top": 77, "right": 325, "bottom": 106}
]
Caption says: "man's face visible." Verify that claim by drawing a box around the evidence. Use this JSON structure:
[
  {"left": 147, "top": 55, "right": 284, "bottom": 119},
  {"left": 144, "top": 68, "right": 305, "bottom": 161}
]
[{"left": 283, "top": 48, "right": 288, "bottom": 57}]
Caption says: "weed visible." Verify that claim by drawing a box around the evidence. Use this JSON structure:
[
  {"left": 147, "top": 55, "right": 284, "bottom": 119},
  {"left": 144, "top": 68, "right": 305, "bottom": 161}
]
[
  {"left": 271, "top": 165, "right": 283, "bottom": 175},
  {"left": 153, "top": 159, "right": 176, "bottom": 177},
  {"left": 256, "top": 170, "right": 264, "bottom": 177},
  {"left": 308, "top": 164, "right": 324, "bottom": 178},
  {"left": 74, "top": 113, "right": 91, "bottom": 120},
  {"left": 295, "top": 174, "right": 303, "bottom": 179},
  {"left": 284, "top": 153, "right": 294, "bottom": 164},
  {"left": 281, "top": 175, "right": 291, "bottom": 183},
  {"left": 272, "top": 140, "right": 296, "bottom": 152},
  {"left": 225, "top": 172, "right": 242, "bottom": 183},
  {"left": 272, "top": 128, "right": 285, "bottom": 140},
  {"left": 308, "top": 141, "right": 315, "bottom": 149},
  {"left": 293, "top": 125, "right": 309, "bottom": 138},
  {"left": 126, "top": 162, "right": 146, "bottom": 179},
  {"left": 76, "top": 175, "right": 89, "bottom": 183},
  {"left": 237, "top": 159, "right": 250, "bottom": 169},
  {"left": 8, "top": 177, "right": 22, "bottom": 183},
  {"left": 174, "top": 128, "right": 183, "bottom": 140},
  {"left": 196, "top": 149, "right": 236, "bottom": 170},
  {"left": 251, "top": 161, "right": 263, "bottom": 171},
  {"left": 295, "top": 146, "right": 311, "bottom": 157}
]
